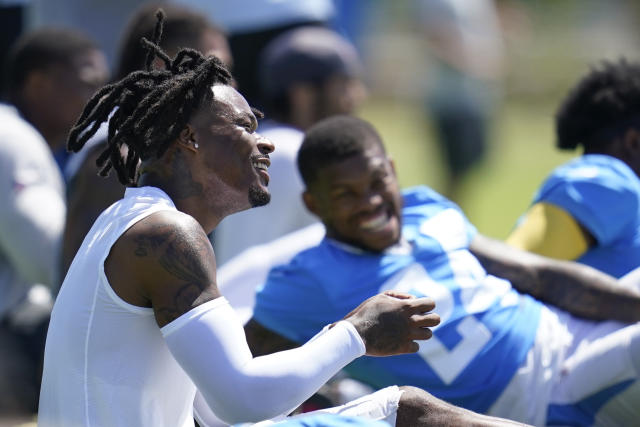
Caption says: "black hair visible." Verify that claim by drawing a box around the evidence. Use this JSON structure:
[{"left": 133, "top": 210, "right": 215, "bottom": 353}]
[
  {"left": 556, "top": 58, "right": 640, "bottom": 152},
  {"left": 67, "top": 9, "right": 234, "bottom": 186},
  {"left": 115, "top": 2, "right": 226, "bottom": 80},
  {"left": 297, "top": 115, "right": 384, "bottom": 186},
  {"left": 4, "top": 28, "right": 97, "bottom": 102}
]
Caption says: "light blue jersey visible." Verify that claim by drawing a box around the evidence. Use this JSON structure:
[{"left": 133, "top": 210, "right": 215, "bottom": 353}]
[
  {"left": 533, "top": 154, "right": 640, "bottom": 278},
  {"left": 254, "top": 186, "right": 542, "bottom": 413}
]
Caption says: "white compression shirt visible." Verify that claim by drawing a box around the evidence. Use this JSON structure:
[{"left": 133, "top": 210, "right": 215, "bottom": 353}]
[
  {"left": 38, "top": 187, "right": 193, "bottom": 427},
  {"left": 39, "top": 186, "right": 366, "bottom": 426}
]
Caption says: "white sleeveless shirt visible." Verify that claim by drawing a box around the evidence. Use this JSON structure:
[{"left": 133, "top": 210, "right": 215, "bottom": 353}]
[{"left": 39, "top": 186, "right": 197, "bottom": 427}]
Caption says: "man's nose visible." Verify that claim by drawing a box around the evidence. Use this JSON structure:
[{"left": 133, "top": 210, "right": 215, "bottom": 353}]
[
  {"left": 256, "top": 134, "right": 275, "bottom": 154},
  {"left": 356, "top": 190, "right": 383, "bottom": 213}
]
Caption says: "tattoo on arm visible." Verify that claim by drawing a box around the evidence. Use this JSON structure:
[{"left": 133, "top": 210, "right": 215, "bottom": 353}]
[
  {"left": 471, "top": 234, "right": 640, "bottom": 323},
  {"left": 134, "top": 221, "right": 217, "bottom": 326}
]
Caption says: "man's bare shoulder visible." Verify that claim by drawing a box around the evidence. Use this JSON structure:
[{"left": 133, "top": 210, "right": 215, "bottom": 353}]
[
  {"left": 128, "top": 209, "right": 205, "bottom": 238},
  {"left": 106, "top": 209, "right": 221, "bottom": 326}
]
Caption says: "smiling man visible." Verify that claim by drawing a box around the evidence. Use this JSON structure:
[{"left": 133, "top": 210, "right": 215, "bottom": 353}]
[
  {"left": 246, "top": 115, "right": 640, "bottom": 426},
  {"left": 33, "top": 11, "right": 518, "bottom": 427}
]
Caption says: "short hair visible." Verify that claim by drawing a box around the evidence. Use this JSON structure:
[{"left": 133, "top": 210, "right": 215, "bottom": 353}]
[
  {"left": 556, "top": 58, "right": 640, "bottom": 152},
  {"left": 4, "top": 28, "right": 98, "bottom": 102},
  {"left": 259, "top": 26, "right": 362, "bottom": 118},
  {"left": 297, "top": 115, "right": 384, "bottom": 186},
  {"left": 67, "top": 9, "right": 239, "bottom": 186},
  {"left": 115, "top": 2, "right": 225, "bottom": 80}
]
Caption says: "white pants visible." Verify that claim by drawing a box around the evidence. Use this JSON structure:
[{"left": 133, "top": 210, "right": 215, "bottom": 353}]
[{"left": 489, "top": 304, "right": 640, "bottom": 426}]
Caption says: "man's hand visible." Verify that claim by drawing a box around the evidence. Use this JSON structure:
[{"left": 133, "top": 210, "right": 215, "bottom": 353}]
[{"left": 343, "top": 291, "right": 439, "bottom": 356}]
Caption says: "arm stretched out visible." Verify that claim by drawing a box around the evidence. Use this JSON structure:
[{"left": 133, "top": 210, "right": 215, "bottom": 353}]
[
  {"left": 107, "top": 211, "right": 438, "bottom": 424},
  {"left": 471, "top": 233, "right": 640, "bottom": 322}
]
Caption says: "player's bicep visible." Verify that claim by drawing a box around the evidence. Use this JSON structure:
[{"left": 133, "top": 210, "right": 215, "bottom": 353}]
[
  {"left": 506, "top": 202, "right": 593, "bottom": 260},
  {"left": 111, "top": 211, "right": 222, "bottom": 328}
]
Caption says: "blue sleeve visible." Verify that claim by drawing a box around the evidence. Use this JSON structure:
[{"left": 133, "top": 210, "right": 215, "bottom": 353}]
[
  {"left": 404, "top": 185, "right": 478, "bottom": 243},
  {"left": 536, "top": 164, "right": 639, "bottom": 245},
  {"left": 253, "top": 259, "right": 331, "bottom": 344}
]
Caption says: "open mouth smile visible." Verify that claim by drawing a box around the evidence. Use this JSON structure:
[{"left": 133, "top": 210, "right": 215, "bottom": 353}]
[
  {"left": 252, "top": 157, "right": 271, "bottom": 185},
  {"left": 359, "top": 210, "right": 391, "bottom": 232}
]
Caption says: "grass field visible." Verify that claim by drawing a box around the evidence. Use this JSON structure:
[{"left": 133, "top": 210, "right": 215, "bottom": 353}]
[{"left": 359, "top": 96, "right": 576, "bottom": 240}]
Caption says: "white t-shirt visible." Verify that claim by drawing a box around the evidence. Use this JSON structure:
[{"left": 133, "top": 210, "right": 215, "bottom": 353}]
[
  {"left": 38, "top": 187, "right": 196, "bottom": 427},
  {"left": 0, "top": 104, "right": 65, "bottom": 320}
]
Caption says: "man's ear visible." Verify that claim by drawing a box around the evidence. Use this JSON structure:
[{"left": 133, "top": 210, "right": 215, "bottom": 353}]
[
  {"left": 177, "top": 124, "right": 198, "bottom": 153},
  {"left": 302, "top": 190, "right": 320, "bottom": 217},
  {"left": 388, "top": 156, "right": 397, "bottom": 175}
]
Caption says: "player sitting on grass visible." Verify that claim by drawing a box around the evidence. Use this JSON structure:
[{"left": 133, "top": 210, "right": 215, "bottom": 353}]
[{"left": 245, "top": 115, "right": 640, "bottom": 426}]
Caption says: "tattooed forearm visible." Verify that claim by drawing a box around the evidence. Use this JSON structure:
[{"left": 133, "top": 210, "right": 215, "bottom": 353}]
[
  {"left": 470, "top": 234, "right": 640, "bottom": 323},
  {"left": 533, "top": 265, "right": 640, "bottom": 323}
]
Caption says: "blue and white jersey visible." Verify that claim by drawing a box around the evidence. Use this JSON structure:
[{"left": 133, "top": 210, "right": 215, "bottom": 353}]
[
  {"left": 533, "top": 154, "right": 640, "bottom": 278},
  {"left": 254, "top": 186, "right": 542, "bottom": 413}
]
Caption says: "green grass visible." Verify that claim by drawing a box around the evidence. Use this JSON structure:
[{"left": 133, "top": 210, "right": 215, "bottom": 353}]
[{"left": 359, "top": 97, "right": 576, "bottom": 239}]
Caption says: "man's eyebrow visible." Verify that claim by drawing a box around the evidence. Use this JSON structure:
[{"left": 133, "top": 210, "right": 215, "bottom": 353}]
[
  {"left": 240, "top": 110, "right": 258, "bottom": 131},
  {"left": 251, "top": 107, "right": 264, "bottom": 120}
]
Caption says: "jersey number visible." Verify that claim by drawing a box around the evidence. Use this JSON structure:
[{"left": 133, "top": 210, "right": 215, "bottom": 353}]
[{"left": 379, "top": 263, "right": 492, "bottom": 384}]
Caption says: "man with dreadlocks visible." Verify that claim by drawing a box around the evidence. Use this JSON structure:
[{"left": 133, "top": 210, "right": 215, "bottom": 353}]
[
  {"left": 61, "top": 2, "right": 233, "bottom": 275},
  {"left": 37, "top": 10, "right": 523, "bottom": 427}
]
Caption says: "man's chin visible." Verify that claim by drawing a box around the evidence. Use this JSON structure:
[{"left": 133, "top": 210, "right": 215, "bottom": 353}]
[{"left": 248, "top": 185, "right": 270, "bottom": 207}]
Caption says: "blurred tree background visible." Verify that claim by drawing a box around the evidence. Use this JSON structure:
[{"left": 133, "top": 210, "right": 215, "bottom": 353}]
[{"left": 352, "top": 0, "right": 640, "bottom": 238}]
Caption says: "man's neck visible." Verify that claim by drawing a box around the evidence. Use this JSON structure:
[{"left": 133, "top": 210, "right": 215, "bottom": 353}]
[{"left": 137, "top": 172, "right": 219, "bottom": 234}]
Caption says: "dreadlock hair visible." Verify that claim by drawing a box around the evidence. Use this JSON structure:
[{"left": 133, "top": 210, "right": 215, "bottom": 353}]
[
  {"left": 67, "top": 9, "right": 234, "bottom": 186},
  {"left": 556, "top": 58, "right": 640, "bottom": 153},
  {"left": 297, "top": 115, "right": 385, "bottom": 187}
]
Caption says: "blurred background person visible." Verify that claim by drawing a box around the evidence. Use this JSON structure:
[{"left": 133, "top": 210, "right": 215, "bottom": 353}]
[
  {"left": 0, "top": 27, "right": 106, "bottom": 417},
  {"left": 61, "top": 2, "right": 232, "bottom": 274},
  {"left": 414, "top": 0, "right": 505, "bottom": 202},
  {"left": 507, "top": 59, "right": 640, "bottom": 279},
  {"left": 213, "top": 25, "right": 366, "bottom": 265},
  {"left": 20, "top": 0, "right": 640, "bottom": 241},
  {"left": 4, "top": 27, "right": 108, "bottom": 173}
]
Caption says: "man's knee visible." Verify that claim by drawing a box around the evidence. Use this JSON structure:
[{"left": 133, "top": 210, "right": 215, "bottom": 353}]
[
  {"left": 396, "top": 386, "right": 438, "bottom": 426},
  {"left": 396, "top": 386, "right": 526, "bottom": 426}
]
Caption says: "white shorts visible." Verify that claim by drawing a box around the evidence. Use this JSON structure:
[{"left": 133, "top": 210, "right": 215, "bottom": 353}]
[
  {"left": 250, "top": 386, "right": 402, "bottom": 427},
  {"left": 489, "top": 305, "right": 640, "bottom": 426},
  {"left": 196, "top": 386, "right": 402, "bottom": 427}
]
